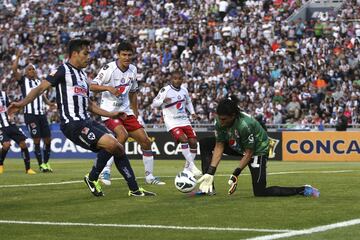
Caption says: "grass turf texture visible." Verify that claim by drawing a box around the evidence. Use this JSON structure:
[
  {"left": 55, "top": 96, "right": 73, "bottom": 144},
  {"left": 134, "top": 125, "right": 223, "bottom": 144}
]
[{"left": 0, "top": 160, "right": 360, "bottom": 240}]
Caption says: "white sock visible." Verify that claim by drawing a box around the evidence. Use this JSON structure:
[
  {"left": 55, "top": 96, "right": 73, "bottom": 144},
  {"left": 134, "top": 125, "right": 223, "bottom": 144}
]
[
  {"left": 181, "top": 143, "right": 195, "bottom": 171},
  {"left": 102, "top": 157, "right": 114, "bottom": 174},
  {"left": 143, "top": 150, "right": 154, "bottom": 180}
]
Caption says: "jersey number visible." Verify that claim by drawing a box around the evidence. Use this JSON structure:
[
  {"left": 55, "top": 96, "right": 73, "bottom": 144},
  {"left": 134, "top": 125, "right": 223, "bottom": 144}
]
[{"left": 250, "top": 156, "right": 260, "bottom": 168}]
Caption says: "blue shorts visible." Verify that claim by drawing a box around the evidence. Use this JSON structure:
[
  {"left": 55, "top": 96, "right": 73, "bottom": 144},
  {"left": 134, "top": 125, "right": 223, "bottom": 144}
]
[
  {"left": 25, "top": 114, "right": 51, "bottom": 138},
  {"left": 61, "top": 119, "right": 110, "bottom": 152},
  {"left": 0, "top": 125, "right": 27, "bottom": 144}
]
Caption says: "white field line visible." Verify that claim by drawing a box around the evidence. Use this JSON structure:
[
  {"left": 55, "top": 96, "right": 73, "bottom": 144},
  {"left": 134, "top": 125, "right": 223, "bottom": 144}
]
[
  {"left": 244, "top": 218, "right": 360, "bottom": 240},
  {"left": 0, "top": 170, "right": 357, "bottom": 188},
  {"left": 0, "top": 220, "right": 293, "bottom": 233}
]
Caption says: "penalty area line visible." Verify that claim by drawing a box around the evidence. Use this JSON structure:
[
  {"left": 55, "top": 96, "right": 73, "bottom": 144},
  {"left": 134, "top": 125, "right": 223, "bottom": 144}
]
[
  {"left": 244, "top": 218, "right": 360, "bottom": 240},
  {"left": 0, "top": 220, "right": 294, "bottom": 233}
]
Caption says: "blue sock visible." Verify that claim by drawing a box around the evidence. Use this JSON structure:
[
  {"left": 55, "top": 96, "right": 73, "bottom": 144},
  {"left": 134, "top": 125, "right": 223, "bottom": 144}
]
[
  {"left": 113, "top": 154, "right": 139, "bottom": 191},
  {"left": 89, "top": 150, "right": 112, "bottom": 181}
]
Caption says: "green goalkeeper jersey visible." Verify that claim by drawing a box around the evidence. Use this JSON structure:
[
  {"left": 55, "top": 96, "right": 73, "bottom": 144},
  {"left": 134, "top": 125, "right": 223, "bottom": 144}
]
[{"left": 215, "top": 112, "right": 269, "bottom": 156}]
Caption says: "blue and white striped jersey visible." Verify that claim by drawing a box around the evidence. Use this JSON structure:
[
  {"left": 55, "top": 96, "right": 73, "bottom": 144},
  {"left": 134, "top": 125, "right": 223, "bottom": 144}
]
[
  {"left": 0, "top": 91, "right": 11, "bottom": 128},
  {"left": 18, "top": 76, "right": 45, "bottom": 115},
  {"left": 46, "top": 62, "right": 90, "bottom": 124}
]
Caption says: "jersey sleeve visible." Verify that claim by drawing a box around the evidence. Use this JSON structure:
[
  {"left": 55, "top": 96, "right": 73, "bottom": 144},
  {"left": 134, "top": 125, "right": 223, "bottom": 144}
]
[
  {"left": 184, "top": 88, "right": 195, "bottom": 114},
  {"left": 5, "top": 94, "right": 10, "bottom": 107},
  {"left": 46, "top": 65, "right": 65, "bottom": 87},
  {"left": 92, "top": 64, "right": 112, "bottom": 85},
  {"left": 214, "top": 118, "right": 227, "bottom": 142},
  {"left": 151, "top": 87, "right": 167, "bottom": 108},
  {"left": 129, "top": 67, "right": 139, "bottom": 92},
  {"left": 239, "top": 121, "right": 255, "bottom": 150}
]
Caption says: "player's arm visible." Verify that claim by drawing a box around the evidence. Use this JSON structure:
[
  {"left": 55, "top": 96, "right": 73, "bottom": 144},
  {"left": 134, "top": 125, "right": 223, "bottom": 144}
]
[
  {"left": 184, "top": 90, "right": 198, "bottom": 120},
  {"left": 8, "top": 80, "right": 51, "bottom": 115},
  {"left": 90, "top": 83, "right": 120, "bottom": 97},
  {"left": 151, "top": 88, "right": 169, "bottom": 107},
  {"left": 198, "top": 141, "right": 225, "bottom": 193},
  {"left": 12, "top": 50, "right": 22, "bottom": 81},
  {"left": 129, "top": 91, "right": 139, "bottom": 117},
  {"left": 88, "top": 100, "right": 126, "bottom": 119}
]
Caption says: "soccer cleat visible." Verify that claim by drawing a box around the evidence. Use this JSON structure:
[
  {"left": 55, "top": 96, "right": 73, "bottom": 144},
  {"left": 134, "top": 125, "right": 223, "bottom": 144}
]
[
  {"left": 39, "top": 163, "right": 49, "bottom": 173},
  {"left": 190, "top": 165, "right": 203, "bottom": 178},
  {"left": 99, "top": 171, "right": 111, "bottom": 186},
  {"left": 228, "top": 175, "right": 238, "bottom": 195},
  {"left": 145, "top": 176, "right": 166, "bottom": 185},
  {"left": 26, "top": 169, "right": 37, "bottom": 175},
  {"left": 128, "top": 187, "right": 157, "bottom": 197},
  {"left": 84, "top": 174, "right": 104, "bottom": 197},
  {"left": 304, "top": 185, "right": 320, "bottom": 198},
  {"left": 45, "top": 163, "right": 53, "bottom": 172},
  {"left": 189, "top": 190, "right": 216, "bottom": 197},
  {"left": 0, "top": 165, "right": 3, "bottom": 174}
]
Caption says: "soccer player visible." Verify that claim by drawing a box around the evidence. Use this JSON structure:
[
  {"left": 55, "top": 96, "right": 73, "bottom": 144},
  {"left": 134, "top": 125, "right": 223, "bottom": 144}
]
[
  {"left": 151, "top": 70, "right": 202, "bottom": 177},
  {"left": 9, "top": 39, "right": 155, "bottom": 197},
  {"left": 0, "top": 90, "right": 36, "bottom": 174},
  {"left": 198, "top": 96, "right": 320, "bottom": 197},
  {"left": 90, "top": 41, "right": 164, "bottom": 185},
  {"left": 12, "top": 50, "right": 54, "bottom": 172}
]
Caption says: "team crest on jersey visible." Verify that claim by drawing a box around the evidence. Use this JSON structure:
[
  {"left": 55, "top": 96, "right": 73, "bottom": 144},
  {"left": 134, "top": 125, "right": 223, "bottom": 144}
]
[
  {"left": 103, "top": 64, "right": 109, "bottom": 70},
  {"left": 32, "top": 129, "right": 37, "bottom": 135},
  {"left": 88, "top": 132, "right": 96, "bottom": 140},
  {"left": 177, "top": 95, "right": 181, "bottom": 99},
  {"left": 121, "top": 78, "right": 125, "bottom": 83},
  {"left": 73, "top": 85, "right": 88, "bottom": 97}
]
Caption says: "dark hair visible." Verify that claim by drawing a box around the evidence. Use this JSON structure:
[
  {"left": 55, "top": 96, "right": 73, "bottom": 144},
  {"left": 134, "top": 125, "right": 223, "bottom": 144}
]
[
  {"left": 216, "top": 95, "right": 240, "bottom": 116},
  {"left": 68, "top": 39, "right": 90, "bottom": 57},
  {"left": 117, "top": 41, "right": 134, "bottom": 53},
  {"left": 171, "top": 69, "right": 183, "bottom": 76}
]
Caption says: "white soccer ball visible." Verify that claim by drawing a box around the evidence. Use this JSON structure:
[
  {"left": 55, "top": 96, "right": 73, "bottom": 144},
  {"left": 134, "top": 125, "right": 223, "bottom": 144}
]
[{"left": 174, "top": 170, "right": 197, "bottom": 193}]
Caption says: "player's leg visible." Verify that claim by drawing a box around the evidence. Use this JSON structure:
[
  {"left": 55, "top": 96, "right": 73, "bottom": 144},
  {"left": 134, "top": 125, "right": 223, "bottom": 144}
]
[
  {"left": 40, "top": 116, "right": 52, "bottom": 172},
  {"left": 248, "top": 156, "right": 310, "bottom": 197},
  {"left": 99, "top": 119, "right": 129, "bottom": 185},
  {"left": 129, "top": 127, "right": 165, "bottom": 185},
  {"left": 25, "top": 115, "right": 44, "bottom": 171},
  {"left": 0, "top": 139, "right": 11, "bottom": 174},
  {"left": 182, "top": 126, "right": 202, "bottom": 177},
  {"left": 199, "top": 137, "right": 216, "bottom": 174},
  {"left": 8, "top": 125, "right": 35, "bottom": 174},
  {"left": 93, "top": 121, "right": 155, "bottom": 196}
]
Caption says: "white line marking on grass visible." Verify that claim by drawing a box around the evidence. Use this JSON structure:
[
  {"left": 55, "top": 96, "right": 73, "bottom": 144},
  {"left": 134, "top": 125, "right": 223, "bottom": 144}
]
[
  {"left": 0, "top": 220, "right": 293, "bottom": 233},
  {"left": 0, "top": 170, "right": 357, "bottom": 188},
  {"left": 244, "top": 218, "right": 360, "bottom": 240}
]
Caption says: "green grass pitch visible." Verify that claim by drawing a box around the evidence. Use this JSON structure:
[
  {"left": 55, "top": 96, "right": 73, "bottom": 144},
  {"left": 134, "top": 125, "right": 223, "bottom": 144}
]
[{"left": 1, "top": 159, "right": 360, "bottom": 240}]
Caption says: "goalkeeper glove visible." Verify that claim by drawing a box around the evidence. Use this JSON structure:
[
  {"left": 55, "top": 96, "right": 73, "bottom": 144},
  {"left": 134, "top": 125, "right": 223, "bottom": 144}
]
[
  {"left": 198, "top": 174, "right": 214, "bottom": 193},
  {"left": 228, "top": 167, "right": 242, "bottom": 195},
  {"left": 228, "top": 175, "right": 238, "bottom": 195}
]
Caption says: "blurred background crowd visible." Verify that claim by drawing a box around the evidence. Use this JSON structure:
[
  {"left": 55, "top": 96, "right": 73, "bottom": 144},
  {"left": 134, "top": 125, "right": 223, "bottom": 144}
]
[{"left": 0, "top": 0, "right": 359, "bottom": 129}]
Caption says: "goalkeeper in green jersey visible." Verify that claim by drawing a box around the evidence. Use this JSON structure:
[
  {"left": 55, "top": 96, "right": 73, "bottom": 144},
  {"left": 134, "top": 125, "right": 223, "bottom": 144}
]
[{"left": 197, "top": 96, "right": 319, "bottom": 197}]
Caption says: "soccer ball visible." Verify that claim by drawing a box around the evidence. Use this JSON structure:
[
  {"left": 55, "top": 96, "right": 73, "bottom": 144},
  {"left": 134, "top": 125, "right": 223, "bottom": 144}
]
[{"left": 174, "top": 170, "right": 197, "bottom": 193}]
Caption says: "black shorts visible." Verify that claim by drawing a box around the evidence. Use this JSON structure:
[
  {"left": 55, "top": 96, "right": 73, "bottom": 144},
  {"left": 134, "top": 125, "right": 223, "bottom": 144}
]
[
  {"left": 61, "top": 119, "right": 110, "bottom": 152},
  {"left": 25, "top": 114, "right": 51, "bottom": 138},
  {"left": 0, "top": 125, "right": 27, "bottom": 144}
]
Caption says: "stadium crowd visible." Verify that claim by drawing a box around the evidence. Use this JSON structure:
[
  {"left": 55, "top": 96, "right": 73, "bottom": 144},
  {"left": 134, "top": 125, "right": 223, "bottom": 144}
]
[{"left": 0, "top": 0, "right": 359, "bottom": 129}]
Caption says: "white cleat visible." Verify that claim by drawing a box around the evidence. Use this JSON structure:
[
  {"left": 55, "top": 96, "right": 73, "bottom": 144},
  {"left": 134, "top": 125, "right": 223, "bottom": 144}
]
[
  {"left": 145, "top": 177, "right": 166, "bottom": 185},
  {"left": 99, "top": 171, "right": 111, "bottom": 186},
  {"left": 190, "top": 166, "right": 203, "bottom": 178}
]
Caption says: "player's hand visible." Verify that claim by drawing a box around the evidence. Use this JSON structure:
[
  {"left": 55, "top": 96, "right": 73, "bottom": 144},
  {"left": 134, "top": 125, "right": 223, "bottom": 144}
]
[
  {"left": 198, "top": 174, "right": 214, "bottom": 193},
  {"left": 191, "top": 113, "right": 200, "bottom": 121},
  {"left": 8, "top": 102, "right": 24, "bottom": 115},
  {"left": 108, "top": 86, "right": 121, "bottom": 97},
  {"left": 111, "top": 111, "right": 127, "bottom": 120},
  {"left": 228, "top": 175, "right": 238, "bottom": 195},
  {"left": 163, "top": 98, "right": 172, "bottom": 104}
]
